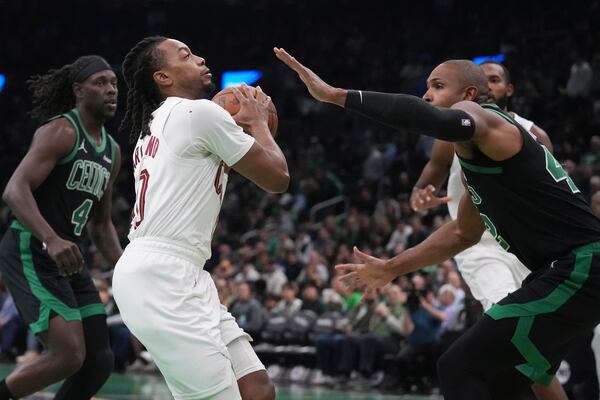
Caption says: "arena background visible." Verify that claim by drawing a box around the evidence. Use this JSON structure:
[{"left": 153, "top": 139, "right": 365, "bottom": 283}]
[{"left": 1, "top": 1, "right": 599, "bottom": 399}]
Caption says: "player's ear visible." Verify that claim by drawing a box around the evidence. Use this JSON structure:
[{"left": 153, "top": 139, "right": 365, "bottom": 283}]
[
  {"left": 153, "top": 70, "right": 172, "bottom": 88},
  {"left": 73, "top": 82, "right": 84, "bottom": 101},
  {"left": 464, "top": 86, "right": 478, "bottom": 101},
  {"left": 506, "top": 83, "right": 514, "bottom": 98}
]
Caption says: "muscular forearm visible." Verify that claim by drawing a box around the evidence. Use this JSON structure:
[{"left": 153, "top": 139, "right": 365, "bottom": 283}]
[
  {"left": 3, "top": 185, "right": 59, "bottom": 243},
  {"left": 385, "top": 220, "right": 476, "bottom": 277},
  {"left": 344, "top": 91, "right": 475, "bottom": 141},
  {"left": 413, "top": 162, "right": 449, "bottom": 190},
  {"left": 89, "top": 221, "right": 123, "bottom": 265},
  {"left": 247, "top": 122, "right": 290, "bottom": 191}
]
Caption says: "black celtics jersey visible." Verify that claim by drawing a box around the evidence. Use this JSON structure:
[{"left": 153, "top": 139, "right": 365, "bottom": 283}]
[
  {"left": 33, "top": 108, "right": 117, "bottom": 243},
  {"left": 458, "top": 103, "right": 600, "bottom": 271}
]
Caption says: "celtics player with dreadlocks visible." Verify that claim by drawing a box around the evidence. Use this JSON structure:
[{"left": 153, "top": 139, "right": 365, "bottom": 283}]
[{"left": 0, "top": 55, "right": 121, "bottom": 399}]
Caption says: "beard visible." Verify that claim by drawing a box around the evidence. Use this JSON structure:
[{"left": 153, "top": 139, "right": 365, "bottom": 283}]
[
  {"left": 204, "top": 80, "right": 216, "bottom": 97},
  {"left": 495, "top": 93, "right": 509, "bottom": 110}
]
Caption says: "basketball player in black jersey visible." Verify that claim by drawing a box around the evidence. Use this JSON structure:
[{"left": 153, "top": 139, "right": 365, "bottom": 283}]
[
  {"left": 0, "top": 56, "right": 122, "bottom": 399},
  {"left": 275, "top": 48, "right": 600, "bottom": 400}
]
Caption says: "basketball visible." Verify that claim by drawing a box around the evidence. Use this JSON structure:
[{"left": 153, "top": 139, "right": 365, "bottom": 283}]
[{"left": 212, "top": 86, "right": 278, "bottom": 137}]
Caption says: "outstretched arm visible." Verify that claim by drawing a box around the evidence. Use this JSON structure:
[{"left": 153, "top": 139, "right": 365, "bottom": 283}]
[
  {"left": 336, "top": 192, "right": 485, "bottom": 292},
  {"left": 274, "top": 47, "right": 476, "bottom": 142}
]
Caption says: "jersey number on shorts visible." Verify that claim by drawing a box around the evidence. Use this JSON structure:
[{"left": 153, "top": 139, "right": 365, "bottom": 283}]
[
  {"left": 543, "top": 146, "right": 580, "bottom": 194},
  {"left": 71, "top": 199, "right": 93, "bottom": 236},
  {"left": 132, "top": 169, "right": 150, "bottom": 230}
]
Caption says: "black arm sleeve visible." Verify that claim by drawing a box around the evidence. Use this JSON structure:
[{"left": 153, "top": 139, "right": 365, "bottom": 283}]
[{"left": 345, "top": 90, "right": 475, "bottom": 142}]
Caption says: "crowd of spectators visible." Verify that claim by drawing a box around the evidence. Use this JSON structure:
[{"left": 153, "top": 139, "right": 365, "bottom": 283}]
[{"left": 1, "top": 0, "right": 600, "bottom": 394}]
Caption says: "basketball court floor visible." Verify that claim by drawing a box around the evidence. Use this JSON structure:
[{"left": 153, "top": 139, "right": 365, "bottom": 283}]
[{"left": 0, "top": 364, "right": 442, "bottom": 400}]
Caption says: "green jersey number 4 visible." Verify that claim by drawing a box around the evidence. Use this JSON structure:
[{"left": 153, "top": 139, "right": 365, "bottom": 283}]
[
  {"left": 72, "top": 199, "right": 93, "bottom": 236},
  {"left": 544, "top": 146, "right": 580, "bottom": 194}
]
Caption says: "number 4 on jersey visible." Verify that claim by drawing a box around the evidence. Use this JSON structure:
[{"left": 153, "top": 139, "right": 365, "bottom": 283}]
[
  {"left": 72, "top": 199, "right": 93, "bottom": 236},
  {"left": 543, "top": 146, "right": 580, "bottom": 194}
]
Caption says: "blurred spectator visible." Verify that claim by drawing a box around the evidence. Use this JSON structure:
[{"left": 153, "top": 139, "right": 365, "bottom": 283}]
[
  {"left": 300, "top": 283, "right": 325, "bottom": 315},
  {"left": 230, "top": 282, "right": 267, "bottom": 338},
  {"left": 380, "top": 283, "right": 442, "bottom": 391},
  {"left": 261, "top": 262, "right": 287, "bottom": 296},
  {"left": 273, "top": 283, "right": 302, "bottom": 317},
  {"left": 337, "top": 285, "right": 408, "bottom": 388},
  {"left": 297, "top": 251, "right": 329, "bottom": 288},
  {"left": 566, "top": 55, "right": 593, "bottom": 99}
]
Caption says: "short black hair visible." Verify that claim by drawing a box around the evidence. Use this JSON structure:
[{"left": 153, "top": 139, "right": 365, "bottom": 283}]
[{"left": 481, "top": 60, "right": 512, "bottom": 84}]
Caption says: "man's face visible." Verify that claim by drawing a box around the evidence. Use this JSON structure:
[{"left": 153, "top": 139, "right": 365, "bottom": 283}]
[
  {"left": 481, "top": 63, "right": 513, "bottom": 110},
  {"left": 422, "top": 63, "right": 469, "bottom": 107},
  {"left": 75, "top": 70, "right": 118, "bottom": 119},
  {"left": 155, "top": 39, "right": 215, "bottom": 99},
  {"left": 237, "top": 284, "right": 251, "bottom": 301}
]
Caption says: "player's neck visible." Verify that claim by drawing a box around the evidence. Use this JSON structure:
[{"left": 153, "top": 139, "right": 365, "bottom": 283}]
[{"left": 76, "top": 106, "right": 104, "bottom": 140}]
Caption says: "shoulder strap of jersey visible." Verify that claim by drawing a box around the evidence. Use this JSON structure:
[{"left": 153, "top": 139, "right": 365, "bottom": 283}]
[
  {"left": 55, "top": 109, "right": 81, "bottom": 165},
  {"left": 107, "top": 132, "right": 118, "bottom": 177}
]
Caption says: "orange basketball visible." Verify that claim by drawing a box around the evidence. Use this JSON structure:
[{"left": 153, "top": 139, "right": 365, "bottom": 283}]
[{"left": 212, "top": 86, "right": 278, "bottom": 137}]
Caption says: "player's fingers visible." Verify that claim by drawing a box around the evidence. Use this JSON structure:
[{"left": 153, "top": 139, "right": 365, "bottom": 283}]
[
  {"left": 273, "top": 47, "right": 300, "bottom": 69},
  {"left": 353, "top": 246, "right": 376, "bottom": 263},
  {"left": 436, "top": 196, "right": 452, "bottom": 204},
  {"left": 231, "top": 86, "right": 248, "bottom": 102},
  {"left": 335, "top": 263, "right": 359, "bottom": 274},
  {"left": 240, "top": 83, "right": 255, "bottom": 100}
]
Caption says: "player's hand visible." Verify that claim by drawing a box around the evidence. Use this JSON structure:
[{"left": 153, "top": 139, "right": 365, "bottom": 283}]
[
  {"left": 335, "top": 247, "right": 395, "bottom": 298},
  {"left": 274, "top": 47, "right": 346, "bottom": 106},
  {"left": 410, "top": 185, "right": 451, "bottom": 212},
  {"left": 44, "top": 236, "right": 84, "bottom": 277},
  {"left": 231, "top": 84, "right": 270, "bottom": 133}
]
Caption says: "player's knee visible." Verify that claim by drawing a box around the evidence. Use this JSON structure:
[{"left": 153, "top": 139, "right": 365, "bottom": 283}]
[
  {"left": 244, "top": 380, "right": 275, "bottom": 400},
  {"left": 239, "top": 372, "right": 276, "bottom": 400},
  {"left": 53, "top": 346, "right": 86, "bottom": 377}
]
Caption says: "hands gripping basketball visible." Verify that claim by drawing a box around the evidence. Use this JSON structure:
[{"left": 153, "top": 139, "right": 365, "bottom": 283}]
[{"left": 230, "top": 84, "right": 271, "bottom": 133}]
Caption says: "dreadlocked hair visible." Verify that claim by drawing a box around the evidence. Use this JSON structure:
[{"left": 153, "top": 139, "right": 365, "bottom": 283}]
[
  {"left": 120, "top": 35, "right": 168, "bottom": 143},
  {"left": 27, "top": 55, "right": 101, "bottom": 123}
]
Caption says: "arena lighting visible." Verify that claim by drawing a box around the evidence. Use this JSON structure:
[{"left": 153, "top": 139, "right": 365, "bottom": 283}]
[
  {"left": 0, "top": 73, "right": 5, "bottom": 92},
  {"left": 472, "top": 54, "right": 506, "bottom": 64},
  {"left": 221, "top": 70, "right": 262, "bottom": 89}
]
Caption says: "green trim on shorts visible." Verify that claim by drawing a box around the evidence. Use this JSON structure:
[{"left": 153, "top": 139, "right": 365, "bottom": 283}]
[
  {"left": 512, "top": 316, "right": 553, "bottom": 385},
  {"left": 486, "top": 240, "right": 599, "bottom": 385},
  {"left": 18, "top": 229, "right": 81, "bottom": 334},
  {"left": 458, "top": 159, "right": 503, "bottom": 174},
  {"left": 80, "top": 303, "right": 106, "bottom": 318},
  {"left": 486, "top": 241, "right": 597, "bottom": 320}
]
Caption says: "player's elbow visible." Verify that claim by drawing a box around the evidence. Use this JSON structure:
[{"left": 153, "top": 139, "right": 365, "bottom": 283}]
[
  {"left": 2, "top": 182, "right": 19, "bottom": 209},
  {"left": 265, "top": 171, "right": 290, "bottom": 193}
]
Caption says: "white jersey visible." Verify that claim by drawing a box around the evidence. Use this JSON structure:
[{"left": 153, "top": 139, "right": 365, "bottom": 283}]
[
  {"left": 512, "top": 112, "right": 534, "bottom": 133},
  {"left": 128, "top": 97, "right": 254, "bottom": 259}
]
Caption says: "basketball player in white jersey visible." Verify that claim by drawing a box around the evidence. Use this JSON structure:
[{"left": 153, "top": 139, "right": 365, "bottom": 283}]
[
  {"left": 114, "top": 36, "right": 289, "bottom": 399},
  {"left": 410, "top": 63, "right": 566, "bottom": 399}
]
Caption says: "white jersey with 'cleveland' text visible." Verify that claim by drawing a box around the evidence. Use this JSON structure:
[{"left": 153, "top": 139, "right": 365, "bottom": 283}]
[{"left": 128, "top": 97, "right": 254, "bottom": 260}]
